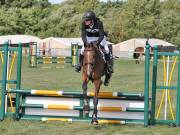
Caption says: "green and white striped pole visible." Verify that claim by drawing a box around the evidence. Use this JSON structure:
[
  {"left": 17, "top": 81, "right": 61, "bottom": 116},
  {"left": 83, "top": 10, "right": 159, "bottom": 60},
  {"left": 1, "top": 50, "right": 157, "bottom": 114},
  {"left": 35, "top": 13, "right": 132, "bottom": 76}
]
[
  {"left": 150, "top": 45, "right": 158, "bottom": 125},
  {"left": 144, "top": 42, "right": 150, "bottom": 127},
  {"left": 15, "top": 42, "right": 23, "bottom": 120},
  {"left": 176, "top": 48, "right": 180, "bottom": 126},
  {"left": 0, "top": 42, "right": 9, "bottom": 120}
]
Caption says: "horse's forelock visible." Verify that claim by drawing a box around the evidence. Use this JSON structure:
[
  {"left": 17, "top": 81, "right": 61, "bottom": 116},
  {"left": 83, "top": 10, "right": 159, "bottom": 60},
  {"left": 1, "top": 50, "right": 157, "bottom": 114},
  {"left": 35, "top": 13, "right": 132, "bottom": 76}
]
[{"left": 84, "top": 45, "right": 97, "bottom": 52}]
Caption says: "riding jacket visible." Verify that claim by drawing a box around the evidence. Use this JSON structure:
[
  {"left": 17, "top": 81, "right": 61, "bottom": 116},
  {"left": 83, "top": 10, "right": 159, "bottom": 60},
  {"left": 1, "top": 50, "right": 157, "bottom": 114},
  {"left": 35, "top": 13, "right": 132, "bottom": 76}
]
[{"left": 81, "top": 18, "right": 105, "bottom": 46}]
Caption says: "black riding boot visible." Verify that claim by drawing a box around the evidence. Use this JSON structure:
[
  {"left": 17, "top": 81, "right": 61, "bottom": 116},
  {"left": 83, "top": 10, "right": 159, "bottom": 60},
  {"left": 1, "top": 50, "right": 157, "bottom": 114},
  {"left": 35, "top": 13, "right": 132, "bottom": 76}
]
[
  {"left": 75, "top": 54, "right": 83, "bottom": 73},
  {"left": 105, "top": 53, "right": 113, "bottom": 74}
]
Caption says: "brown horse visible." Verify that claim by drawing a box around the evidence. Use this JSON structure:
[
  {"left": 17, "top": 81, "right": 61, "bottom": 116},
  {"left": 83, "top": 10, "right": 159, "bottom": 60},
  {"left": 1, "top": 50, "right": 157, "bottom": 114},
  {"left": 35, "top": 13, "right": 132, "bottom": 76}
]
[
  {"left": 133, "top": 47, "right": 145, "bottom": 64},
  {"left": 133, "top": 46, "right": 156, "bottom": 64},
  {"left": 82, "top": 43, "right": 106, "bottom": 125},
  {"left": 133, "top": 45, "right": 175, "bottom": 64}
]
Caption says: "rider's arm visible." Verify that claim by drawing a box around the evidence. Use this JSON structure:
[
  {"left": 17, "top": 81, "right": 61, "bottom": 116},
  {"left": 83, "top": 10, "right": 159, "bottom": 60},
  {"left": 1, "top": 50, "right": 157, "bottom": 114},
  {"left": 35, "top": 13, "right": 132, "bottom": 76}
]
[
  {"left": 97, "top": 21, "right": 105, "bottom": 45},
  {"left": 81, "top": 23, "right": 87, "bottom": 45}
]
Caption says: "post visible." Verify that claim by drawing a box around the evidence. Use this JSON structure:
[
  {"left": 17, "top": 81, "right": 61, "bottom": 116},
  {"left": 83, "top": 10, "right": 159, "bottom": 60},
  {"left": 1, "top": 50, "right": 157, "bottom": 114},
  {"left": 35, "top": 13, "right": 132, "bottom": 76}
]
[
  {"left": 71, "top": 44, "right": 73, "bottom": 66},
  {"left": 150, "top": 45, "right": 158, "bottom": 125},
  {"left": 144, "top": 42, "right": 150, "bottom": 127},
  {"left": 176, "top": 48, "right": 180, "bottom": 126},
  {"left": 76, "top": 44, "right": 79, "bottom": 65},
  {"left": 29, "top": 42, "right": 37, "bottom": 68},
  {"left": 0, "top": 42, "right": 9, "bottom": 120},
  {"left": 71, "top": 44, "right": 79, "bottom": 67},
  {"left": 15, "top": 42, "right": 22, "bottom": 120}
]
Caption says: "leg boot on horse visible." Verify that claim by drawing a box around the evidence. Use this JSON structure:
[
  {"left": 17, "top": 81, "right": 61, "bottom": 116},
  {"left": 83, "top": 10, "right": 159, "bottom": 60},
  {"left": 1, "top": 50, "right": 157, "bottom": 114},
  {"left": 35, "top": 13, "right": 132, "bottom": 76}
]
[
  {"left": 82, "top": 80, "right": 90, "bottom": 115},
  {"left": 91, "top": 79, "right": 101, "bottom": 125}
]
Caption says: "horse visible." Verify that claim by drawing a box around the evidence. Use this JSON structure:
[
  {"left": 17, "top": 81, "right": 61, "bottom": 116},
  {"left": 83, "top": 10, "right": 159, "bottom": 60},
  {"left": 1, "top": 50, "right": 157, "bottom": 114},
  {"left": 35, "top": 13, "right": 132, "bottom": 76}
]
[
  {"left": 133, "top": 47, "right": 145, "bottom": 64},
  {"left": 133, "top": 45, "right": 175, "bottom": 64},
  {"left": 82, "top": 43, "right": 106, "bottom": 125}
]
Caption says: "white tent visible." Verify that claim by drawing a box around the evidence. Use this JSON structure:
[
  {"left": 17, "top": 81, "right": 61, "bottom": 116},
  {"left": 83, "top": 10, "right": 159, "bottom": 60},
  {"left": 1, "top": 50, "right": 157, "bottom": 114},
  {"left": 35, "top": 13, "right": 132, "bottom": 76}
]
[
  {"left": 0, "top": 35, "right": 41, "bottom": 55},
  {"left": 39, "top": 37, "right": 84, "bottom": 56},
  {"left": 113, "top": 38, "right": 175, "bottom": 58},
  {"left": 0, "top": 35, "right": 41, "bottom": 45},
  {"left": 40, "top": 37, "right": 113, "bottom": 56},
  {"left": 40, "top": 37, "right": 83, "bottom": 48}
]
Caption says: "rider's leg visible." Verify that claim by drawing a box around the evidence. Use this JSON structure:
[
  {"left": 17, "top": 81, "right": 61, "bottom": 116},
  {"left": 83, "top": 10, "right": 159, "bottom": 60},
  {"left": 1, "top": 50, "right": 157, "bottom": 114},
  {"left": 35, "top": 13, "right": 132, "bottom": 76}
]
[
  {"left": 103, "top": 49, "right": 112, "bottom": 86},
  {"left": 75, "top": 47, "right": 84, "bottom": 73},
  {"left": 100, "top": 37, "right": 113, "bottom": 86},
  {"left": 103, "top": 43, "right": 113, "bottom": 73}
]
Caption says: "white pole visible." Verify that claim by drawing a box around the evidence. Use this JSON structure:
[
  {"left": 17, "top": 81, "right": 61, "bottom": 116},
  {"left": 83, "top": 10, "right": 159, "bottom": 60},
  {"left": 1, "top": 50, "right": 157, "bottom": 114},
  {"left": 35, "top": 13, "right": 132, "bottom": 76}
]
[{"left": 164, "top": 56, "right": 169, "bottom": 120}]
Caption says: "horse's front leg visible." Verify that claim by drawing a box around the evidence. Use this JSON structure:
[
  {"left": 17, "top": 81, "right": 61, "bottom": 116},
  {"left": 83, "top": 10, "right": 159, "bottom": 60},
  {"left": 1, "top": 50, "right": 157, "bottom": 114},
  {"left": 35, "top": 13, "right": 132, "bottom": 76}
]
[
  {"left": 91, "top": 79, "right": 101, "bottom": 125},
  {"left": 82, "top": 74, "right": 90, "bottom": 115}
]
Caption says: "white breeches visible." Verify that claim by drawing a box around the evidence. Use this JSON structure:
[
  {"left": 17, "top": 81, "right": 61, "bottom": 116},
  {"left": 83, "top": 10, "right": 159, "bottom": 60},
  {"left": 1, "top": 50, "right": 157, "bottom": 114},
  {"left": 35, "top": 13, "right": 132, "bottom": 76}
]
[{"left": 80, "top": 36, "right": 109, "bottom": 55}]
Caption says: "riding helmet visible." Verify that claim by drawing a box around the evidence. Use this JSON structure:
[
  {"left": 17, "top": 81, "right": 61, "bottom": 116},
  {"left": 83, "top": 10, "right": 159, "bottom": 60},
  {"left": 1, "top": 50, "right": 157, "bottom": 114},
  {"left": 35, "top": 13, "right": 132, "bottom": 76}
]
[{"left": 83, "top": 11, "right": 96, "bottom": 21}]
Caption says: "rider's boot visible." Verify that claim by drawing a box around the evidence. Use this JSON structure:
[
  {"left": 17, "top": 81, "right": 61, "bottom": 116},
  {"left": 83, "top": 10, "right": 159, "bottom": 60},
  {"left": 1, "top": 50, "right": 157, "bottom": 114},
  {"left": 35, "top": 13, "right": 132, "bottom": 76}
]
[
  {"left": 75, "top": 54, "right": 83, "bottom": 73},
  {"left": 104, "top": 53, "right": 113, "bottom": 86},
  {"left": 104, "top": 74, "right": 111, "bottom": 86},
  {"left": 105, "top": 53, "right": 113, "bottom": 74}
]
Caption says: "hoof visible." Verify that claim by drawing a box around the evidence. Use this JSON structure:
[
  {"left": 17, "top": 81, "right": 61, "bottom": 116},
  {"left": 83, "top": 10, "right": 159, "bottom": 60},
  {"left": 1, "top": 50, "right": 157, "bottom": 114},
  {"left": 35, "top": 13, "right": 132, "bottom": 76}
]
[
  {"left": 91, "top": 118, "right": 98, "bottom": 125},
  {"left": 82, "top": 83, "right": 87, "bottom": 90},
  {"left": 169, "top": 123, "right": 176, "bottom": 127},
  {"left": 83, "top": 105, "right": 90, "bottom": 114}
]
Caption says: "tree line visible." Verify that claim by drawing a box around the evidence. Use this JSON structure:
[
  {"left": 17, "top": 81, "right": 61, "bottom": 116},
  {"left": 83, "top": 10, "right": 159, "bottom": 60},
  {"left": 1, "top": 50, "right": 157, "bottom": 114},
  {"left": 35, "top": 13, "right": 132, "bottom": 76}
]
[{"left": 0, "top": 0, "right": 179, "bottom": 46}]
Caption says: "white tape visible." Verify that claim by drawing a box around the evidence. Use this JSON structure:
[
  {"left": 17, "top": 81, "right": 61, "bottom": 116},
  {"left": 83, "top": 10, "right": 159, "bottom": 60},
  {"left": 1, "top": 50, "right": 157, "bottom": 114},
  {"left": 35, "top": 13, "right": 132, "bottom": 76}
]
[
  {"left": 31, "top": 90, "right": 36, "bottom": 94},
  {"left": 58, "top": 91, "right": 63, "bottom": 95},
  {"left": 42, "top": 118, "right": 47, "bottom": 121},
  {"left": 43, "top": 104, "right": 48, "bottom": 108},
  {"left": 113, "top": 92, "right": 118, "bottom": 97}
]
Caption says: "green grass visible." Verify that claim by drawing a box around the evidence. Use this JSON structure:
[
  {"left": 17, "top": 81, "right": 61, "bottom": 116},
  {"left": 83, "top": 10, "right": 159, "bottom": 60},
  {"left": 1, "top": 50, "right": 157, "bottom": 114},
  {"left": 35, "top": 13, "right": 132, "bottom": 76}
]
[{"left": 0, "top": 58, "right": 180, "bottom": 135}]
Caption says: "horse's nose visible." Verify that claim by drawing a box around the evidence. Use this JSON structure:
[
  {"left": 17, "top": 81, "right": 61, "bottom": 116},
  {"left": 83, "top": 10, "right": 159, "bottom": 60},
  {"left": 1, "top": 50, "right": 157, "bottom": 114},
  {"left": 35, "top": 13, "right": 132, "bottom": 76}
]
[
  {"left": 87, "top": 72, "right": 91, "bottom": 77},
  {"left": 87, "top": 69, "right": 92, "bottom": 78}
]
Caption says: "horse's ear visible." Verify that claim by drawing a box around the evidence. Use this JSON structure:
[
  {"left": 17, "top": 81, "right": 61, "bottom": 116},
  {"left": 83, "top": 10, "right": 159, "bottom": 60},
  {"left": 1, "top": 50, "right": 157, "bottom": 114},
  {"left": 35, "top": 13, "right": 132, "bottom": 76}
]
[{"left": 84, "top": 43, "right": 87, "bottom": 47}]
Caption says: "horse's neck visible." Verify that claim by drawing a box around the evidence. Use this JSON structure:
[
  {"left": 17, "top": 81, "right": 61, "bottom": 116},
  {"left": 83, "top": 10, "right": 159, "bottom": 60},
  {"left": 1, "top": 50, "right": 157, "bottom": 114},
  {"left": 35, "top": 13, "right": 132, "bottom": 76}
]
[{"left": 95, "top": 49, "right": 104, "bottom": 64}]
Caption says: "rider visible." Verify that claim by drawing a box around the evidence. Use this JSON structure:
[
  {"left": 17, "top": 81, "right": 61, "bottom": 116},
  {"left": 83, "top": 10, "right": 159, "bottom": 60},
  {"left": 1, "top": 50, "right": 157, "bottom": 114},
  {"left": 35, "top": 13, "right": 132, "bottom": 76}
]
[{"left": 75, "top": 11, "right": 112, "bottom": 75}]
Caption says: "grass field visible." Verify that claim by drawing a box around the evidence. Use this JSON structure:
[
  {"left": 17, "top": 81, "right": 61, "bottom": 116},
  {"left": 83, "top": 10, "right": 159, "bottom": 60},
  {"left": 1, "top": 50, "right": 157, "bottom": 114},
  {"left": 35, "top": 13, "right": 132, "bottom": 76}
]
[{"left": 0, "top": 58, "right": 179, "bottom": 135}]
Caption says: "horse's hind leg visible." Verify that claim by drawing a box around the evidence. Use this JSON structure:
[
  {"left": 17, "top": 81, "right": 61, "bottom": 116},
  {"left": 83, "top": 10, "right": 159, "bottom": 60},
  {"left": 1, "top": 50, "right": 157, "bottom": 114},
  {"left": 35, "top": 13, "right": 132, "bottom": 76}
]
[
  {"left": 136, "top": 59, "right": 139, "bottom": 64},
  {"left": 91, "top": 79, "right": 101, "bottom": 125},
  {"left": 82, "top": 76, "right": 90, "bottom": 115}
]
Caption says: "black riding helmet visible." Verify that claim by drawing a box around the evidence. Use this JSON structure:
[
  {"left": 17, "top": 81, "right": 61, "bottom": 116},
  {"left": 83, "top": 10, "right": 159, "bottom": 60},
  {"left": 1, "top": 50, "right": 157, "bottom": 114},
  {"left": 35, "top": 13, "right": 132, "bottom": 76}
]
[{"left": 83, "top": 11, "right": 96, "bottom": 21}]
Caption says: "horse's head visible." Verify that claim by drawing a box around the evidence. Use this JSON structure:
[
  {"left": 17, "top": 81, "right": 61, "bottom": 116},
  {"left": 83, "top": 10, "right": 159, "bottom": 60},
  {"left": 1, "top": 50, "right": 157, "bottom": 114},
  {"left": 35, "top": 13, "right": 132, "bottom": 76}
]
[{"left": 83, "top": 43, "right": 98, "bottom": 78}]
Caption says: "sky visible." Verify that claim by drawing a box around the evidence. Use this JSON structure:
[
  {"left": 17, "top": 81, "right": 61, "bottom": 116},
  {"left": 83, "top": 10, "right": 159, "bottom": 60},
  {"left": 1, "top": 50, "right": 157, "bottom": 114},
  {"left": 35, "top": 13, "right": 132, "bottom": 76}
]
[
  {"left": 49, "top": 0, "right": 109, "bottom": 4},
  {"left": 49, "top": 0, "right": 165, "bottom": 4},
  {"left": 49, "top": 0, "right": 64, "bottom": 4}
]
